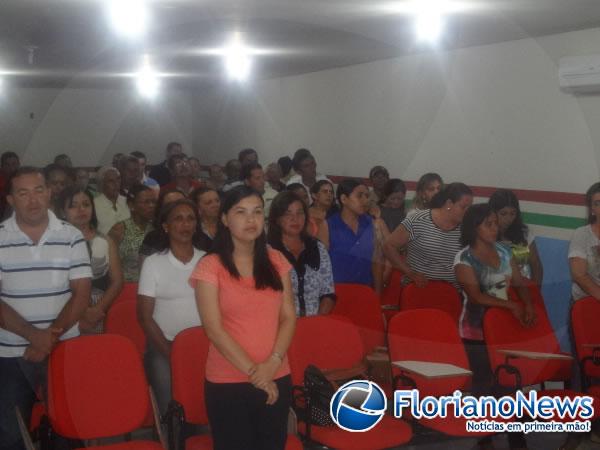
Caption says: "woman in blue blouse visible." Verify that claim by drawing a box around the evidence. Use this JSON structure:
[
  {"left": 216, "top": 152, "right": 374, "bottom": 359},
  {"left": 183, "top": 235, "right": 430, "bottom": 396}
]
[
  {"left": 318, "top": 179, "right": 387, "bottom": 295},
  {"left": 268, "top": 191, "right": 335, "bottom": 316}
]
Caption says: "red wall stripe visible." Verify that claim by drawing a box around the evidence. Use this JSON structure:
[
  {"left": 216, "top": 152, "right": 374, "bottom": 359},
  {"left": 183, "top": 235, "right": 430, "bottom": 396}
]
[{"left": 326, "top": 175, "right": 585, "bottom": 206}]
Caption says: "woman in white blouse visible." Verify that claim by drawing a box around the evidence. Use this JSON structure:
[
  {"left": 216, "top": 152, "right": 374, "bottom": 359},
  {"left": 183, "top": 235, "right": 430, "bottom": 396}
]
[{"left": 137, "top": 198, "right": 205, "bottom": 414}]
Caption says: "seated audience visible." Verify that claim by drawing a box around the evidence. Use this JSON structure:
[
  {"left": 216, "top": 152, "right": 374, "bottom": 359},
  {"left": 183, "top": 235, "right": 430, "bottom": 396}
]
[
  {"left": 238, "top": 147, "right": 259, "bottom": 166},
  {"left": 287, "top": 183, "right": 310, "bottom": 206},
  {"left": 59, "top": 186, "right": 124, "bottom": 334},
  {"left": 384, "top": 182, "right": 472, "bottom": 287},
  {"left": 221, "top": 159, "right": 242, "bottom": 192},
  {"left": 161, "top": 154, "right": 204, "bottom": 196},
  {"left": 54, "top": 153, "right": 73, "bottom": 168},
  {"left": 0, "top": 167, "right": 91, "bottom": 450},
  {"left": 207, "top": 164, "right": 226, "bottom": 191},
  {"left": 119, "top": 155, "right": 142, "bottom": 197},
  {"left": 138, "top": 199, "right": 204, "bottom": 415},
  {"left": 191, "top": 186, "right": 295, "bottom": 450},
  {"left": 188, "top": 157, "right": 202, "bottom": 181},
  {"left": 268, "top": 191, "right": 335, "bottom": 317},
  {"left": 191, "top": 187, "right": 220, "bottom": 252},
  {"left": 139, "top": 189, "right": 186, "bottom": 258},
  {"left": 380, "top": 178, "right": 407, "bottom": 232},
  {"left": 94, "top": 166, "right": 131, "bottom": 235},
  {"left": 278, "top": 156, "right": 294, "bottom": 183},
  {"left": 569, "top": 182, "right": 600, "bottom": 301},
  {"left": 407, "top": 172, "right": 443, "bottom": 217},
  {"left": 489, "top": 189, "right": 543, "bottom": 285},
  {"left": 286, "top": 148, "right": 331, "bottom": 194},
  {"left": 44, "top": 163, "right": 72, "bottom": 213},
  {"left": 368, "top": 165, "right": 390, "bottom": 207},
  {"left": 109, "top": 185, "right": 156, "bottom": 282},
  {"left": 131, "top": 150, "right": 160, "bottom": 192},
  {"left": 309, "top": 179, "right": 336, "bottom": 235},
  {"left": 319, "top": 179, "right": 388, "bottom": 295},
  {"left": 0, "top": 151, "right": 20, "bottom": 219},
  {"left": 455, "top": 203, "right": 534, "bottom": 450},
  {"left": 74, "top": 168, "right": 91, "bottom": 192},
  {"left": 150, "top": 142, "right": 183, "bottom": 186},
  {"left": 241, "top": 162, "right": 278, "bottom": 216},
  {"left": 265, "top": 162, "right": 286, "bottom": 192}
]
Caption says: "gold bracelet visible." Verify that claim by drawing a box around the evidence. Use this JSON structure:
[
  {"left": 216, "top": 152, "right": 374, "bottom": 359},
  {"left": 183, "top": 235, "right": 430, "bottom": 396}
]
[{"left": 271, "top": 351, "right": 284, "bottom": 362}]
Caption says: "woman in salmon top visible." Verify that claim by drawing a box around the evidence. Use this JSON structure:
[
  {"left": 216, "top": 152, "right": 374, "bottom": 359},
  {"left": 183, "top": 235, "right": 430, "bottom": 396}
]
[{"left": 191, "top": 185, "right": 296, "bottom": 450}]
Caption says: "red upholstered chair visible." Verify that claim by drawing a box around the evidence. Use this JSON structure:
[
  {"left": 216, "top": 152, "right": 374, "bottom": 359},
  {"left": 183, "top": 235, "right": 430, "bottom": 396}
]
[
  {"left": 388, "top": 309, "right": 502, "bottom": 437},
  {"left": 113, "top": 282, "right": 138, "bottom": 305},
  {"left": 483, "top": 303, "right": 572, "bottom": 390},
  {"left": 46, "top": 334, "right": 165, "bottom": 450},
  {"left": 571, "top": 297, "right": 600, "bottom": 387},
  {"left": 168, "top": 327, "right": 302, "bottom": 450},
  {"left": 105, "top": 300, "right": 147, "bottom": 355},
  {"left": 388, "top": 309, "right": 470, "bottom": 397},
  {"left": 288, "top": 315, "right": 412, "bottom": 449},
  {"left": 333, "top": 284, "right": 386, "bottom": 352},
  {"left": 399, "top": 281, "right": 462, "bottom": 324}
]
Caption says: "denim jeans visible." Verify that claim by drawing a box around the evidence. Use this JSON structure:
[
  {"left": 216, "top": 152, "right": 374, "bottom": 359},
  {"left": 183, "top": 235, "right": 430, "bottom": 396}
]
[
  {"left": 144, "top": 342, "right": 172, "bottom": 418},
  {"left": 0, "top": 357, "right": 45, "bottom": 450}
]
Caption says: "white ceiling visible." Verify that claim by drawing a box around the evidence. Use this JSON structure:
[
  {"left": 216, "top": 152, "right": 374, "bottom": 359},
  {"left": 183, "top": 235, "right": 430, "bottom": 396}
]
[{"left": 2, "top": 0, "right": 600, "bottom": 87}]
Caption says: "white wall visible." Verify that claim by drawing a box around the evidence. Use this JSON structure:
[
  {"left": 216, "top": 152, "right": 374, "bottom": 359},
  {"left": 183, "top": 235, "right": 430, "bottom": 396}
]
[
  {"left": 0, "top": 86, "right": 196, "bottom": 167},
  {"left": 196, "top": 27, "right": 600, "bottom": 195}
]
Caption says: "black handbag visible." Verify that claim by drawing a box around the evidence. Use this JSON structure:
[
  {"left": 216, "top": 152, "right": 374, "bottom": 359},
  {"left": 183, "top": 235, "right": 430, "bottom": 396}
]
[{"left": 303, "top": 365, "right": 336, "bottom": 427}]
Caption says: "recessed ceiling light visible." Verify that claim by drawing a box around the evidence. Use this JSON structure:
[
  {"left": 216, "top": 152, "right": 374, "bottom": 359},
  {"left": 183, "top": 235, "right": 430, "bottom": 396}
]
[{"left": 108, "top": 0, "right": 149, "bottom": 39}]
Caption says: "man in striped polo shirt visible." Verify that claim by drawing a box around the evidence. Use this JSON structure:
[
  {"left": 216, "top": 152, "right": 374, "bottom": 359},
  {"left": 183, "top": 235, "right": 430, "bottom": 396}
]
[{"left": 0, "top": 166, "right": 91, "bottom": 450}]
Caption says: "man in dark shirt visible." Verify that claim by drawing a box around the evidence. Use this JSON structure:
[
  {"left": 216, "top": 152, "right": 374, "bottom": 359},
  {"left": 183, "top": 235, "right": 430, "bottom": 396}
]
[{"left": 149, "top": 142, "right": 183, "bottom": 186}]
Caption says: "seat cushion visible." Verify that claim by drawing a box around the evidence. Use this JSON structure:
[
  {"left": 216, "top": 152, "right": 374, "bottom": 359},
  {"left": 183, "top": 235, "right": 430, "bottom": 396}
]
[{"left": 299, "top": 415, "right": 412, "bottom": 450}]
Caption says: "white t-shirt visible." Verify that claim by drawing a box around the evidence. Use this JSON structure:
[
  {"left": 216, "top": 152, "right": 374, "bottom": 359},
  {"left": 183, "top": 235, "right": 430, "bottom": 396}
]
[
  {"left": 138, "top": 248, "right": 205, "bottom": 340},
  {"left": 568, "top": 225, "right": 600, "bottom": 301}
]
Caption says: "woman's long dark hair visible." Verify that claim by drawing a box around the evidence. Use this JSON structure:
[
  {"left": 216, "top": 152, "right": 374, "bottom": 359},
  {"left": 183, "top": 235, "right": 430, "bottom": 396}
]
[
  {"left": 267, "top": 191, "right": 310, "bottom": 245},
  {"left": 212, "top": 186, "right": 283, "bottom": 291},
  {"left": 488, "top": 189, "right": 528, "bottom": 244},
  {"left": 430, "top": 182, "right": 472, "bottom": 209},
  {"left": 153, "top": 199, "right": 198, "bottom": 253},
  {"left": 413, "top": 172, "right": 443, "bottom": 210},
  {"left": 58, "top": 186, "right": 99, "bottom": 230},
  {"left": 460, "top": 204, "right": 494, "bottom": 247}
]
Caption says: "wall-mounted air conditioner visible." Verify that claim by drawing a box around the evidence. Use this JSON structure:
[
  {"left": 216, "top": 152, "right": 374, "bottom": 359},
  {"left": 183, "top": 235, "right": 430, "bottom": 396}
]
[{"left": 559, "top": 54, "right": 600, "bottom": 94}]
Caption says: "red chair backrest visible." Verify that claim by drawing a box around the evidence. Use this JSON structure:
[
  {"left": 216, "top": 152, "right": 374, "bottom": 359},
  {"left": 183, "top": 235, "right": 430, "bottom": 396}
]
[
  {"left": 47, "top": 334, "right": 150, "bottom": 439},
  {"left": 571, "top": 297, "right": 600, "bottom": 378},
  {"left": 105, "top": 300, "right": 147, "bottom": 355},
  {"left": 388, "top": 309, "right": 470, "bottom": 396},
  {"left": 170, "top": 327, "right": 210, "bottom": 425},
  {"left": 381, "top": 270, "right": 403, "bottom": 307},
  {"left": 288, "top": 315, "right": 365, "bottom": 387},
  {"left": 483, "top": 303, "right": 571, "bottom": 387},
  {"left": 113, "top": 282, "right": 138, "bottom": 305},
  {"left": 333, "top": 284, "right": 385, "bottom": 352},
  {"left": 399, "top": 281, "right": 462, "bottom": 324}
]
